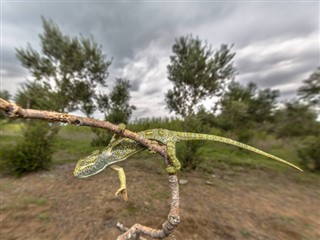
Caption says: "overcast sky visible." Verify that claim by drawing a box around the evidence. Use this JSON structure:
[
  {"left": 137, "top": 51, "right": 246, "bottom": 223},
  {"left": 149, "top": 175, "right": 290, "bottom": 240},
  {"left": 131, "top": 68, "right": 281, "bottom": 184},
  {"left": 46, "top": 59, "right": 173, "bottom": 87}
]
[{"left": 1, "top": 1, "right": 319, "bottom": 119}]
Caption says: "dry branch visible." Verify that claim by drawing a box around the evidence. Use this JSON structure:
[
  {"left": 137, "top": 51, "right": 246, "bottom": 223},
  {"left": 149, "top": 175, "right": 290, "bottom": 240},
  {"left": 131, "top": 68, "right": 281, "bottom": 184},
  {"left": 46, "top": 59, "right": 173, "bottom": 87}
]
[
  {"left": 0, "top": 98, "right": 180, "bottom": 239},
  {"left": 0, "top": 98, "right": 169, "bottom": 161},
  {"left": 117, "top": 175, "right": 180, "bottom": 239}
]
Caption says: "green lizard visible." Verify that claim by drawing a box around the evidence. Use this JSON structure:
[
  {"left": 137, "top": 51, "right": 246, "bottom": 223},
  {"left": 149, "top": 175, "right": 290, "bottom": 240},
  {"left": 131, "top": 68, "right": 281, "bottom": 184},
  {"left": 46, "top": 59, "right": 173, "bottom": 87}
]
[{"left": 74, "top": 125, "right": 303, "bottom": 200}]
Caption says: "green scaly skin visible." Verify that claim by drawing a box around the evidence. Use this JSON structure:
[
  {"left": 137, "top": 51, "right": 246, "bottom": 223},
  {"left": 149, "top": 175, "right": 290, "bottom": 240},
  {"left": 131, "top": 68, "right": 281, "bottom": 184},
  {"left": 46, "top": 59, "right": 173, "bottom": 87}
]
[{"left": 74, "top": 126, "right": 303, "bottom": 200}]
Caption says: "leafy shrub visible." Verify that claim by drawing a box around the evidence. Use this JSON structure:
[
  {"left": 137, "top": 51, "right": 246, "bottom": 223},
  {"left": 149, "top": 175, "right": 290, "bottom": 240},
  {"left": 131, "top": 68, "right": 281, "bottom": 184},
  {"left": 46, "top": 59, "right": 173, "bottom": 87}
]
[
  {"left": 91, "top": 128, "right": 112, "bottom": 146},
  {"left": 176, "top": 115, "right": 211, "bottom": 170},
  {"left": 236, "top": 128, "right": 255, "bottom": 144},
  {"left": 298, "top": 136, "right": 320, "bottom": 172},
  {"left": 7, "top": 121, "right": 56, "bottom": 176}
]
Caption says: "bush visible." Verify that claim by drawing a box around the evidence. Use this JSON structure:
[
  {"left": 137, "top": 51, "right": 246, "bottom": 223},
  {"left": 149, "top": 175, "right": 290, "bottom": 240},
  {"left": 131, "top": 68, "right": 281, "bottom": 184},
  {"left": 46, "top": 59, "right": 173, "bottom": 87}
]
[
  {"left": 176, "top": 115, "right": 211, "bottom": 170},
  {"left": 236, "top": 128, "right": 255, "bottom": 144},
  {"left": 91, "top": 128, "right": 113, "bottom": 147},
  {"left": 298, "top": 136, "right": 320, "bottom": 172},
  {"left": 7, "top": 121, "right": 56, "bottom": 176}
]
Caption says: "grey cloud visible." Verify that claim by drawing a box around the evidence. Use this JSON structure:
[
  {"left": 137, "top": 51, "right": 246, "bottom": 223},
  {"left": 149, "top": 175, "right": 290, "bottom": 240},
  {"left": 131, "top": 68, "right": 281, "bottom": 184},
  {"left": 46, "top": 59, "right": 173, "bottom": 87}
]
[
  {"left": 129, "top": 78, "right": 143, "bottom": 92},
  {"left": 280, "top": 89, "right": 300, "bottom": 101},
  {"left": 3, "top": 2, "right": 318, "bottom": 67},
  {"left": 237, "top": 40, "right": 318, "bottom": 75},
  {"left": 223, "top": 2, "right": 318, "bottom": 47},
  {"left": 1, "top": 2, "right": 319, "bottom": 118},
  {"left": 2, "top": 2, "right": 235, "bottom": 67},
  {"left": 239, "top": 56, "right": 318, "bottom": 90},
  {"left": 131, "top": 107, "right": 152, "bottom": 120},
  {"left": 1, "top": 48, "right": 27, "bottom": 78},
  {"left": 143, "top": 87, "right": 161, "bottom": 96}
]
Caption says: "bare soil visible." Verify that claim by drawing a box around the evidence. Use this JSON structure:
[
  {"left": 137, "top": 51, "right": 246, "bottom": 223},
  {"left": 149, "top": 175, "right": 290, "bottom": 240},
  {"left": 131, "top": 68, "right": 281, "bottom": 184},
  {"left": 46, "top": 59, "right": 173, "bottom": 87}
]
[{"left": 1, "top": 158, "right": 319, "bottom": 240}]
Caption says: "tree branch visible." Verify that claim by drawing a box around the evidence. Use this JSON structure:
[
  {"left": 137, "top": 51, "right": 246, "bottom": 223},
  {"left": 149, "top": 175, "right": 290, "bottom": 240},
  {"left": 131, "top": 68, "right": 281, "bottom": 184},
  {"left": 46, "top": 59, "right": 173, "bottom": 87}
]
[
  {"left": 0, "top": 98, "right": 167, "bottom": 159},
  {"left": 116, "top": 175, "right": 180, "bottom": 240},
  {"left": 0, "top": 98, "right": 180, "bottom": 239}
]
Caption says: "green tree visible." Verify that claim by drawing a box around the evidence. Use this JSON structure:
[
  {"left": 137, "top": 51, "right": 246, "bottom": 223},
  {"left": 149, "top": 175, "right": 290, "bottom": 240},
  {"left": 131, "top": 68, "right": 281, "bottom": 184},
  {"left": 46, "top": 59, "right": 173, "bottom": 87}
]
[
  {"left": 218, "top": 81, "right": 255, "bottom": 130},
  {"left": 165, "top": 35, "right": 236, "bottom": 117},
  {"left": 0, "top": 90, "right": 11, "bottom": 119},
  {"left": 217, "top": 81, "right": 279, "bottom": 141},
  {"left": 165, "top": 35, "right": 236, "bottom": 169},
  {"left": 274, "top": 101, "right": 319, "bottom": 138},
  {"left": 298, "top": 135, "right": 320, "bottom": 172},
  {"left": 249, "top": 88, "right": 279, "bottom": 124},
  {"left": 16, "top": 17, "right": 111, "bottom": 116},
  {"left": 15, "top": 81, "right": 54, "bottom": 110},
  {"left": 92, "top": 78, "right": 136, "bottom": 146},
  {"left": 106, "top": 78, "right": 136, "bottom": 124},
  {"left": 298, "top": 67, "right": 320, "bottom": 108},
  {"left": 8, "top": 17, "right": 112, "bottom": 175}
]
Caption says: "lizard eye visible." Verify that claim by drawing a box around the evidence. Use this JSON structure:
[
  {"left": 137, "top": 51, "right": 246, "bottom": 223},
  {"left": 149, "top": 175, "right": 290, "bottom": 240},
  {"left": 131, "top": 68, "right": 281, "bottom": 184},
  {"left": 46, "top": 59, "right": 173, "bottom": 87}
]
[{"left": 105, "top": 151, "right": 112, "bottom": 157}]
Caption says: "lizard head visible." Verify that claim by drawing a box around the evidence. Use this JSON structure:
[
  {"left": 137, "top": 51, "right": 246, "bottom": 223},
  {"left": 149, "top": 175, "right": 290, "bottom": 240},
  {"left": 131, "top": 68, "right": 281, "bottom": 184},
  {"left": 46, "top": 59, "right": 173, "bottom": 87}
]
[
  {"left": 73, "top": 139, "right": 144, "bottom": 178},
  {"left": 73, "top": 149, "right": 104, "bottom": 178}
]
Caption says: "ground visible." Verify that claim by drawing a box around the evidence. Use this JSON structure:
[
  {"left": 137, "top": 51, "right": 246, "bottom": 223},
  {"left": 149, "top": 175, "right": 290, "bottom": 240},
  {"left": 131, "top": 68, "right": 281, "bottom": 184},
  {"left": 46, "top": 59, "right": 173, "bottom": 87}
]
[{"left": 0, "top": 155, "right": 319, "bottom": 240}]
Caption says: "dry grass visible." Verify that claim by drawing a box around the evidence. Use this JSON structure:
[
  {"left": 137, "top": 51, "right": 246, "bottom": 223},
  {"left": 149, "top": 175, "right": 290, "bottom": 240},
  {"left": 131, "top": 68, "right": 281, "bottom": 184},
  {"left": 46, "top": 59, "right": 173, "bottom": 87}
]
[{"left": 1, "top": 157, "right": 319, "bottom": 240}]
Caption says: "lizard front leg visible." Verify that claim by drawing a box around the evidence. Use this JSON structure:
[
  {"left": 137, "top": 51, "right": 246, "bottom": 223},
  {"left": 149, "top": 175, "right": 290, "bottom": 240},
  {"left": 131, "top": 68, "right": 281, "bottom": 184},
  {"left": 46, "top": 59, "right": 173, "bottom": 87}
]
[
  {"left": 166, "top": 141, "right": 181, "bottom": 174},
  {"left": 109, "top": 123, "right": 127, "bottom": 144},
  {"left": 110, "top": 164, "right": 128, "bottom": 201}
]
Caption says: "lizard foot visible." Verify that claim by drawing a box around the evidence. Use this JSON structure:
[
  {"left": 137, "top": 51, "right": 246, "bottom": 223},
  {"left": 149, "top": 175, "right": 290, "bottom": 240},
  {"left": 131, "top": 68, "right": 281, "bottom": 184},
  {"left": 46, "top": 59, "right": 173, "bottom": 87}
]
[
  {"left": 118, "top": 123, "right": 126, "bottom": 132},
  {"left": 166, "top": 166, "right": 178, "bottom": 175},
  {"left": 115, "top": 187, "right": 128, "bottom": 202},
  {"left": 147, "top": 140, "right": 159, "bottom": 154}
]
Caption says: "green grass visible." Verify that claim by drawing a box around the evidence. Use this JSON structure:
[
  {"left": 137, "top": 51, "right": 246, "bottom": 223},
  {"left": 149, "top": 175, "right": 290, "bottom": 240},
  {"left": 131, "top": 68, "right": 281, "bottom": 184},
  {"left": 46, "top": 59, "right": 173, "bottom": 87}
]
[
  {"left": 124, "top": 203, "right": 138, "bottom": 216},
  {"left": 0, "top": 121, "right": 23, "bottom": 133},
  {"left": 0, "top": 196, "right": 47, "bottom": 211},
  {"left": 0, "top": 135, "right": 23, "bottom": 147},
  {"left": 52, "top": 136, "right": 96, "bottom": 164},
  {"left": 196, "top": 139, "right": 303, "bottom": 174},
  {"left": 0, "top": 122, "right": 311, "bottom": 175},
  {"left": 51, "top": 124, "right": 102, "bottom": 164},
  {"left": 0, "top": 122, "right": 98, "bottom": 166},
  {"left": 24, "top": 197, "right": 47, "bottom": 206},
  {"left": 38, "top": 212, "right": 50, "bottom": 221}
]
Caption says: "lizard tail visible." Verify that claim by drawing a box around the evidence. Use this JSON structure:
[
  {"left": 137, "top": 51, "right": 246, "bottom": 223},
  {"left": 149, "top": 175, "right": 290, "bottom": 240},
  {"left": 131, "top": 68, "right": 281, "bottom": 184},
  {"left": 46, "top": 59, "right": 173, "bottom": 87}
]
[{"left": 177, "top": 132, "right": 303, "bottom": 172}]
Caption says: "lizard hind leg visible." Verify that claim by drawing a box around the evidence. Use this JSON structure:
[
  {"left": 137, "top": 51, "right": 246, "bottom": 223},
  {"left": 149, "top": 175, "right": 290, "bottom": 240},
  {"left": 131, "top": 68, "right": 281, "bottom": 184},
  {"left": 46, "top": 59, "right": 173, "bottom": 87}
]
[
  {"left": 110, "top": 164, "right": 128, "bottom": 201},
  {"left": 166, "top": 141, "right": 181, "bottom": 174}
]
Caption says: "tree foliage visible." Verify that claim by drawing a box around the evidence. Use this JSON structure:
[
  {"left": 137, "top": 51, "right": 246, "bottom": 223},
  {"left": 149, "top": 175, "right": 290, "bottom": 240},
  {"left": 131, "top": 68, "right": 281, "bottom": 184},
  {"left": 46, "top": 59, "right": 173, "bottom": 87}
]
[
  {"left": 217, "top": 81, "right": 279, "bottom": 136},
  {"left": 7, "top": 120, "right": 57, "bottom": 176},
  {"left": 165, "top": 35, "right": 236, "bottom": 117},
  {"left": 298, "top": 135, "right": 320, "bottom": 172},
  {"left": 15, "top": 81, "right": 54, "bottom": 110},
  {"left": 15, "top": 17, "right": 112, "bottom": 116},
  {"left": 106, "top": 78, "right": 136, "bottom": 124},
  {"left": 274, "top": 101, "right": 319, "bottom": 138},
  {"left": 298, "top": 67, "right": 320, "bottom": 107},
  {"left": 164, "top": 35, "right": 236, "bottom": 169},
  {"left": 91, "top": 78, "right": 136, "bottom": 146},
  {"left": 7, "top": 17, "right": 113, "bottom": 175}
]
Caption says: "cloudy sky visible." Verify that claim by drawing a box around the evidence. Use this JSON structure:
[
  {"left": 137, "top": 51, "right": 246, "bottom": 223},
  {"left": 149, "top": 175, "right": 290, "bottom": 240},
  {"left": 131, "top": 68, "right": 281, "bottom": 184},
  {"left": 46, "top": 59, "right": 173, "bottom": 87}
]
[{"left": 1, "top": 1, "right": 319, "bottom": 119}]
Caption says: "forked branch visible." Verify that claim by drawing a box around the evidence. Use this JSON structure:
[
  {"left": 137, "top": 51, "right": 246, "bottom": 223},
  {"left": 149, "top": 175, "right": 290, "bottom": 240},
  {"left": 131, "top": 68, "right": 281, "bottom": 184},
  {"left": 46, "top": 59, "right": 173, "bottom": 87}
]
[{"left": 0, "top": 98, "right": 180, "bottom": 239}]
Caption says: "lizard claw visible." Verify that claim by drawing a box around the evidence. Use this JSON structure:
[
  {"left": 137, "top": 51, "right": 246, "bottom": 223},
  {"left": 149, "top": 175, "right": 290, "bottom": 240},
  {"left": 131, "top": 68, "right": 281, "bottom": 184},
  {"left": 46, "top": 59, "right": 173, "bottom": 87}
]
[
  {"left": 115, "top": 187, "right": 128, "bottom": 202},
  {"left": 118, "top": 123, "right": 126, "bottom": 132}
]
